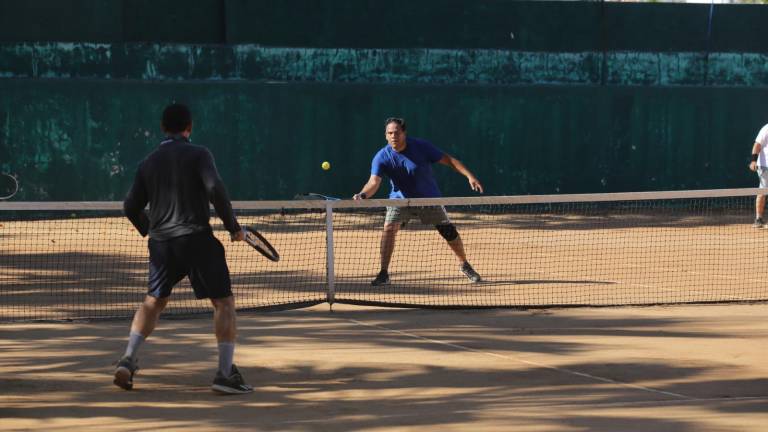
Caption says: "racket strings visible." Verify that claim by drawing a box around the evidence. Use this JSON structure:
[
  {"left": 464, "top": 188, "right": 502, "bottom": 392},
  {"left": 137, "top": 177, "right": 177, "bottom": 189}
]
[{"left": 245, "top": 231, "right": 268, "bottom": 249}]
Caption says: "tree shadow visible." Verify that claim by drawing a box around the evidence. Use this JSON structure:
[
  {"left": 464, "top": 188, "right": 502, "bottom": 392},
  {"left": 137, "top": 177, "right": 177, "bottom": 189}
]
[
  {"left": 1, "top": 307, "right": 764, "bottom": 431},
  {"left": 0, "top": 248, "right": 328, "bottom": 321}
]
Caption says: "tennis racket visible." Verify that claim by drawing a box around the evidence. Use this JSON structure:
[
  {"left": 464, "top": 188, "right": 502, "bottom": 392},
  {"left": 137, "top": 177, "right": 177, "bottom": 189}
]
[
  {"left": 293, "top": 192, "right": 340, "bottom": 201},
  {"left": 243, "top": 226, "right": 280, "bottom": 262},
  {"left": 0, "top": 174, "right": 18, "bottom": 200}
]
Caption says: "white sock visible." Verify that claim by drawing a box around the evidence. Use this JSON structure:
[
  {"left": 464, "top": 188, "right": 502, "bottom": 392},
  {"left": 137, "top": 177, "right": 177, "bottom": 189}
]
[
  {"left": 124, "top": 331, "right": 145, "bottom": 358},
  {"left": 218, "top": 342, "right": 235, "bottom": 376}
]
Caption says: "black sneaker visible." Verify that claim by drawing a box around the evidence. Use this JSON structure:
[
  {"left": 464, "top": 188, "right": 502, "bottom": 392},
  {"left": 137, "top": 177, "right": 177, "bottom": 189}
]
[
  {"left": 113, "top": 356, "right": 139, "bottom": 390},
  {"left": 460, "top": 262, "right": 482, "bottom": 283},
  {"left": 754, "top": 217, "right": 765, "bottom": 228},
  {"left": 371, "top": 270, "right": 390, "bottom": 286},
  {"left": 212, "top": 364, "right": 253, "bottom": 394}
]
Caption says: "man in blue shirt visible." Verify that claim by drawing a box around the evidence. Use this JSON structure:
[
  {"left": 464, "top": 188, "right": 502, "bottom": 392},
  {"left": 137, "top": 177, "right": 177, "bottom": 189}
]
[{"left": 353, "top": 117, "right": 483, "bottom": 285}]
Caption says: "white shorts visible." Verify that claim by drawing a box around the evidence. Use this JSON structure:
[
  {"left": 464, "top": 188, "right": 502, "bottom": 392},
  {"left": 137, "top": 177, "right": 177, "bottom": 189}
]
[{"left": 758, "top": 167, "right": 768, "bottom": 188}]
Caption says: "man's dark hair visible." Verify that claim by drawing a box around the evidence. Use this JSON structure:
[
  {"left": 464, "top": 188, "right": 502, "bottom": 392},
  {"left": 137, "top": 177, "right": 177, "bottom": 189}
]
[
  {"left": 162, "top": 103, "right": 192, "bottom": 134},
  {"left": 385, "top": 117, "right": 406, "bottom": 131}
]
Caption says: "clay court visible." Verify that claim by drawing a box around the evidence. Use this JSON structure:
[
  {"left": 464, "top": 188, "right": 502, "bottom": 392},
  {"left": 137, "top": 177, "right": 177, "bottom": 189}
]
[
  {"left": 1, "top": 198, "right": 767, "bottom": 431},
  {"left": 3, "top": 0, "right": 768, "bottom": 429},
  {"left": 0, "top": 304, "right": 766, "bottom": 431}
]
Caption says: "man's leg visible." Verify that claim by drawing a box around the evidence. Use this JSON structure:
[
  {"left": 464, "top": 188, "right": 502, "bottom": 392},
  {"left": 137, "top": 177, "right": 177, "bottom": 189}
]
[
  {"left": 435, "top": 220, "right": 481, "bottom": 283},
  {"left": 130, "top": 295, "right": 169, "bottom": 341},
  {"left": 446, "top": 234, "right": 468, "bottom": 263},
  {"left": 210, "top": 295, "right": 252, "bottom": 394},
  {"left": 211, "top": 295, "right": 236, "bottom": 374},
  {"left": 114, "top": 295, "right": 168, "bottom": 390},
  {"left": 433, "top": 213, "right": 468, "bottom": 264},
  {"left": 123, "top": 237, "right": 177, "bottom": 361},
  {"left": 448, "top": 235, "right": 481, "bottom": 283},
  {"left": 372, "top": 222, "right": 400, "bottom": 285},
  {"left": 380, "top": 222, "right": 400, "bottom": 272},
  {"left": 756, "top": 169, "right": 767, "bottom": 227}
]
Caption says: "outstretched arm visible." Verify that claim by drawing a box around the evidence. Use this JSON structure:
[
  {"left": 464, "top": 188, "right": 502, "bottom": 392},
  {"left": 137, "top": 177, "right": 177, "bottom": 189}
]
[
  {"left": 438, "top": 154, "right": 483, "bottom": 193},
  {"left": 353, "top": 175, "right": 383, "bottom": 200}
]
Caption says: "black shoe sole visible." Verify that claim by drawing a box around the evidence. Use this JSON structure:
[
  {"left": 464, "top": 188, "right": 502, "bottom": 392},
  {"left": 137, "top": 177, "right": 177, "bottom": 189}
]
[
  {"left": 114, "top": 367, "right": 133, "bottom": 390},
  {"left": 212, "top": 383, "right": 254, "bottom": 394}
]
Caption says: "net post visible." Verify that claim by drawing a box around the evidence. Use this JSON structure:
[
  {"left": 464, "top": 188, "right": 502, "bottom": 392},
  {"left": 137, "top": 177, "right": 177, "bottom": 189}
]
[{"left": 325, "top": 201, "right": 335, "bottom": 306}]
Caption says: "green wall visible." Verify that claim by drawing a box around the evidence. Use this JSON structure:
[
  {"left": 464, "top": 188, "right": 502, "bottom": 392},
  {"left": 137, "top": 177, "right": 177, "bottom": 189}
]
[
  {"left": 5, "top": 44, "right": 768, "bottom": 87},
  {"left": 2, "top": 0, "right": 768, "bottom": 200},
  {"left": 0, "top": 0, "right": 224, "bottom": 44},
  {"left": 0, "top": 79, "right": 762, "bottom": 200},
  {"left": 1, "top": 1, "right": 767, "bottom": 52}
]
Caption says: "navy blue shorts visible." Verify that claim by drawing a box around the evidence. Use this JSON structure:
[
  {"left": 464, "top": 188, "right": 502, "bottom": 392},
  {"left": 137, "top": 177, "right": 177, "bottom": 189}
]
[{"left": 147, "top": 231, "right": 232, "bottom": 299}]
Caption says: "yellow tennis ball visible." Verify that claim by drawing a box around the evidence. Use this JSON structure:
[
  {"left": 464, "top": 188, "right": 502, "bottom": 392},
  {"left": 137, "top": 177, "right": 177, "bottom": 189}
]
[{"left": 321, "top": 161, "right": 331, "bottom": 171}]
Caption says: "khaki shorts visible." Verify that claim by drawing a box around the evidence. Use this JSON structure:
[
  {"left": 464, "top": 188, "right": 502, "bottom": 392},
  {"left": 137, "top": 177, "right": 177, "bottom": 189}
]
[{"left": 384, "top": 205, "right": 451, "bottom": 226}]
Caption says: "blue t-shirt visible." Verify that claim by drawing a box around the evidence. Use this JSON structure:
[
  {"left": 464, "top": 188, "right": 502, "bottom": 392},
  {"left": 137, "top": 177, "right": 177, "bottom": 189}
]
[{"left": 371, "top": 137, "right": 444, "bottom": 198}]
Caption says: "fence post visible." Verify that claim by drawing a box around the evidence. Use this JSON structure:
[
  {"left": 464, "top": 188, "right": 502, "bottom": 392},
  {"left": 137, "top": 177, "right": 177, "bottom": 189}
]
[{"left": 325, "top": 201, "right": 335, "bottom": 306}]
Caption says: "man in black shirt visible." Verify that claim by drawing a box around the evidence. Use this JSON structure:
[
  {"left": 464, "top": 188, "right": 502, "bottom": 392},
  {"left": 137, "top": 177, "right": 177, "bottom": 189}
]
[{"left": 115, "top": 103, "right": 252, "bottom": 394}]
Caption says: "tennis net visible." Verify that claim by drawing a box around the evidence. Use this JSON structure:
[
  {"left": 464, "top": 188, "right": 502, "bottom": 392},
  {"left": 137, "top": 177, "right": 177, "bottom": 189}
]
[{"left": 1, "top": 188, "right": 766, "bottom": 321}]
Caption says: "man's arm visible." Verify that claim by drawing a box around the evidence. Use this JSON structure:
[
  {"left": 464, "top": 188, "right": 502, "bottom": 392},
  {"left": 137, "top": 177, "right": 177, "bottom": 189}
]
[
  {"left": 750, "top": 142, "right": 762, "bottom": 172},
  {"left": 199, "top": 150, "right": 242, "bottom": 238},
  {"left": 438, "top": 154, "right": 484, "bottom": 193},
  {"left": 123, "top": 169, "right": 150, "bottom": 237},
  {"left": 353, "top": 175, "right": 382, "bottom": 200}
]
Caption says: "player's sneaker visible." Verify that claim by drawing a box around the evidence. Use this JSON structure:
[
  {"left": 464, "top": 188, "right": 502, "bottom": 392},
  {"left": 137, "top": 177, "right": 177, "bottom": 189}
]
[
  {"left": 212, "top": 364, "right": 253, "bottom": 394},
  {"left": 113, "top": 355, "right": 139, "bottom": 390},
  {"left": 370, "top": 270, "right": 390, "bottom": 286},
  {"left": 460, "top": 262, "right": 482, "bottom": 283},
  {"left": 754, "top": 217, "right": 765, "bottom": 228}
]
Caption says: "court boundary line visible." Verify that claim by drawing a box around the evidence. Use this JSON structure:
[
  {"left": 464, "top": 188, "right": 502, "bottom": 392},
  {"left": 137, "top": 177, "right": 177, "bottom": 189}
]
[{"left": 346, "top": 318, "right": 694, "bottom": 400}]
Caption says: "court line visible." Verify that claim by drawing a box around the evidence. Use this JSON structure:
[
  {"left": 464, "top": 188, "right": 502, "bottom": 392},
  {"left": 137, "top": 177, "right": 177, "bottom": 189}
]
[{"left": 346, "top": 318, "right": 694, "bottom": 400}]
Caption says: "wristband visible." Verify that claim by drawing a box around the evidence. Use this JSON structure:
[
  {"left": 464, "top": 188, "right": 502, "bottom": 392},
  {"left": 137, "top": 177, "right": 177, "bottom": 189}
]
[
  {"left": 752, "top": 154, "right": 759, "bottom": 162},
  {"left": 359, "top": 192, "right": 367, "bottom": 199}
]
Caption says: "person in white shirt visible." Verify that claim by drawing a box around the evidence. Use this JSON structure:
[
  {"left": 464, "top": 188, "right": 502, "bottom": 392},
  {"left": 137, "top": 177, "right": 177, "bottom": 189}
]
[{"left": 748, "top": 123, "right": 768, "bottom": 227}]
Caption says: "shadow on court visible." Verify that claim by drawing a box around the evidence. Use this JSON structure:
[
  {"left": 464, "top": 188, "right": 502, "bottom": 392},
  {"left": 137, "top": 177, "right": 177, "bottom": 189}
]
[
  {"left": 0, "top": 304, "right": 766, "bottom": 431},
  {"left": 0, "top": 247, "right": 328, "bottom": 321}
]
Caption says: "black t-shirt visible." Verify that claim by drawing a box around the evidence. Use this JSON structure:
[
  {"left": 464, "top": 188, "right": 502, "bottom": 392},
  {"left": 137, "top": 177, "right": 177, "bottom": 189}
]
[{"left": 123, "top": 136, "right": 241, "bottom": 241}]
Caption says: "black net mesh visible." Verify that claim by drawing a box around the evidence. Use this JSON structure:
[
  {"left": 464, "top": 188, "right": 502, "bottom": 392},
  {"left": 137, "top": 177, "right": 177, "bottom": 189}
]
[{"left": 1, "top": 190, "right": 766, "bottom": 321}]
